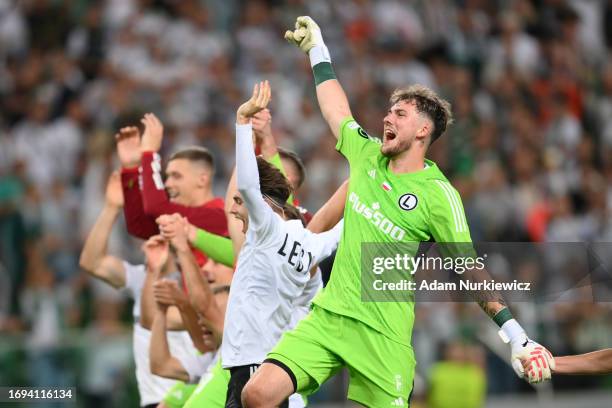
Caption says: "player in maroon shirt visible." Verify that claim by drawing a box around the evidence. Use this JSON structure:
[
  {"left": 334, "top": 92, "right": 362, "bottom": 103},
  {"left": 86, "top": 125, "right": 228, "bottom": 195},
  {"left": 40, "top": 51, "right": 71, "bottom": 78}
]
[{"left": 115, "top": 114, "right": 228, "bottom": 261}]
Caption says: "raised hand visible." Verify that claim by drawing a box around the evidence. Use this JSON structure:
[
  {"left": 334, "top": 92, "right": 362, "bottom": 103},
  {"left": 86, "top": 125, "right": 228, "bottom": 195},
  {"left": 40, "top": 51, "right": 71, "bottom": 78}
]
[
  {"left": 115, "top": 126, "right": 142, "bottom": 168},
  {"left": 142, "top": 235, "right": 169, "bottom": 273},
  {"left": 252, "top": 108, "right": 279, "bottom": 159},
  {"left": 236, "top": 80, "right": 271, "bottom": 125},
  {"left": 284, "top": 16, "right": 324, "bottom": 54},
  {"left": 105, "top": 171, "right": 124, "bottom": 208},
  {"left": 140, "top": 113, "right": 164, "bottom": 153},
  {"left": 252, "top": 108, "right": 273, "bottom": 143},
  {"left": 153, "top": 279, "right": 187, "bottom": 311},
  {"left": 156, "top": 213, "right": 192, "bottom": 252}
]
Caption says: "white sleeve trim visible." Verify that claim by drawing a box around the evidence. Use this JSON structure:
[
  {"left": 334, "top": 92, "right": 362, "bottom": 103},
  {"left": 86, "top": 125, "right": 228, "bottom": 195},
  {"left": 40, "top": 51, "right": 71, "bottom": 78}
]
[
  {"left": 500, "top": 318, "right": 526, "bottom": 344},
  {"left": 308, "top": 45, "right": 331, "bottom": 67},
  {"left": 434, "top": 180, "right": 468, "bottom": 233}
]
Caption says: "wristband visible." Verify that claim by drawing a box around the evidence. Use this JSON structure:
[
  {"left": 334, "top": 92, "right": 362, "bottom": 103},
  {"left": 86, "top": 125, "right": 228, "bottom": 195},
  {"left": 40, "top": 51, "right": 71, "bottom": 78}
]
[
  {"left": 313, "top": 62, "right": 336, "bottom": 86},
  {"left": 498, "top": 318, "right": 526, "bottom": 344},
  {"left": 492, "top": 307, "right": 513, "bottom": 327},
  {"left": 308, "top": 44, "right": 331, "bottom": 67}
]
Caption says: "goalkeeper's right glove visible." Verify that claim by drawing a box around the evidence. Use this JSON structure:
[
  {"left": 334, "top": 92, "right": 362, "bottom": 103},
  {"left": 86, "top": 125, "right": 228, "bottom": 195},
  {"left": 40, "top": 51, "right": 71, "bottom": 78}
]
[{"left": 284, "top": 16, "right": 330, "bottom": 66}]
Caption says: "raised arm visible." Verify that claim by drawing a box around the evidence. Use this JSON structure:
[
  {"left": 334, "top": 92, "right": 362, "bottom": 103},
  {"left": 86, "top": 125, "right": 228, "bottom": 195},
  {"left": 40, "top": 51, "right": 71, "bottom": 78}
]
[
  {"left": 138, "top": 113, "right": 174, "bottom": 217},
  {"left": 158, "top": 214, "right": 225, "bottom": 338},
  {"left": 140, "top": 236, "right": 171, "bottom": 329},
  {"left": 308, "top": 179, "right": 348, "bottom": 233},
  {"left": 235, "top": 81, "right": 275, "bottom": 230},
  {"left": 79, "top": 171, "right": 126, "bottom": 288},
  {"left": 138, "top": 235, "right": 191, "bottom": 332},
  {"left": 252, "top": 108, "right": 295, "bottom": 204},
  {"left": 116, "top": 126, "right": 160, "bottom": 239},
  {"left": 138, "top": 114, "right": 228, "bottom": 240},
  {"left": 149, "top": 300, "right": 190, "bottom": 382},
  {"left": 221, "top": 103, "right": 292, "bottom": 256},
  {"left": 152, "top": 278, "right": 210, "bottom": 353},
  {"left": 252, "top": 109, "right": 277, "bottom": 160},
  {"left": 285, "top": 16, "right": 352, "bottom": 139}
]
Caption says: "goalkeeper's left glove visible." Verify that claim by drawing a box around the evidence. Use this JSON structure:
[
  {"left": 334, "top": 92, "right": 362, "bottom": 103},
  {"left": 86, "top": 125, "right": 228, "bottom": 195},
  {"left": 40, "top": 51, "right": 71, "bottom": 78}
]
[
  {"left": 498, "top": 319, "right": 555, "bottom": 383},
  {"left": 284, "top": 16, "right": 330, "bottom": 67}
]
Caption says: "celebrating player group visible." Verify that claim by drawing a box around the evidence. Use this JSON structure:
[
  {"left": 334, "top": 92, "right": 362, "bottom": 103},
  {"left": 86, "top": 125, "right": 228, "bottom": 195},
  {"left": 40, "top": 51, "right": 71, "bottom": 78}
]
[{"left": 79, "top": 16, "right": 582, "bottom": 408}]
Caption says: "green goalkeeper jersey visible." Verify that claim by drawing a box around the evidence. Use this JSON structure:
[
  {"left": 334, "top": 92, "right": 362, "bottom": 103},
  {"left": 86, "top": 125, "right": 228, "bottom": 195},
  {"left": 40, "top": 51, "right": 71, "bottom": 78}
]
[{"left": 312, "top": 117, "right": 472, "bottom": 346}]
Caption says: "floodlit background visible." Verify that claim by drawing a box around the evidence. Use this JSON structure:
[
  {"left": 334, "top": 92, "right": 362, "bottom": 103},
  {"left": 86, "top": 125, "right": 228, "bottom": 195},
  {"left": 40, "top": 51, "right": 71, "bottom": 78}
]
[{"left": 1, "top": 0, "right": 611, "bottom": 407}]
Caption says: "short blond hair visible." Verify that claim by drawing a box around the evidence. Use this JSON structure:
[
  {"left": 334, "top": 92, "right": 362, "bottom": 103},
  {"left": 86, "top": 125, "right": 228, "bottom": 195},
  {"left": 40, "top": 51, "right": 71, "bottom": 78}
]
[{"left": 390, "top": 85, "right": 454, "bottom": 142}]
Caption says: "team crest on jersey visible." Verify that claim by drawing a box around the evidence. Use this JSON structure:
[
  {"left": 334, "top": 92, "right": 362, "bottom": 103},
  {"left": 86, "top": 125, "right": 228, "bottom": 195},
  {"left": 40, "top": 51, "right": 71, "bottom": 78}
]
[
  {"left": 398, "top": 193, "right": 418, "bottom": 211},
  {"left": 357, "top": 127, "right": 370, "bottom": 139},
  {"left": 381, "top": 181, "right": 392, "bottom": 191}
]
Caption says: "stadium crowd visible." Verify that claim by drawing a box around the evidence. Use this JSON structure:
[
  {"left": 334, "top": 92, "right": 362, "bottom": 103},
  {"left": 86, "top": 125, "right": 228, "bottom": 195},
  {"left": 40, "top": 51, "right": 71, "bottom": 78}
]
[{"left": 0, "top": 0, "right": 611, "bottom": 406}]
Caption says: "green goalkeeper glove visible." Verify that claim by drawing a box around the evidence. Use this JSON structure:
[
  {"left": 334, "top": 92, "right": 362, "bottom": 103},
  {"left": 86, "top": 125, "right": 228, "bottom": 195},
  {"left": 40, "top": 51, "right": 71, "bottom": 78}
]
[{"left": 284, "top": 16, "right": 330, "bottom": 66}]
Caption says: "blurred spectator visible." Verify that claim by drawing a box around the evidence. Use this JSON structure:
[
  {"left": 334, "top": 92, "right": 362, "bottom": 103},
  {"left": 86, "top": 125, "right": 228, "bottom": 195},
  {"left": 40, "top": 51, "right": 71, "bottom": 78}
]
[
  {"left": 427, "top": 341, "right": 486, "bottom": 408},
  {"left": 20, "top": 241, "right": 79, "bottom": 395},
  {"left": 81, "top": 299, "right": 131, "bottom": 408}
]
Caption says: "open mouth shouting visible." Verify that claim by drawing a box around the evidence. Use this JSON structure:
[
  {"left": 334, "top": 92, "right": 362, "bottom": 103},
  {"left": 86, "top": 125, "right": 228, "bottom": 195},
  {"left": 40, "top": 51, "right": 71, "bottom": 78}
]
[{"left": 384, "top": 128, "right": 397, "bottom": 143}]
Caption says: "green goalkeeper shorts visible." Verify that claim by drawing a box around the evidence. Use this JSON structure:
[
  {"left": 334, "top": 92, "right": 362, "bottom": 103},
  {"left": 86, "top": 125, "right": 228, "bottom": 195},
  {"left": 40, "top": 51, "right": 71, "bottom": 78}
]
[
  {"left": 162, "top": 382, "right": 196, "bottom": 408},
  {"left": 267, "top": 305, "right": 416, "bottom": 407},
  {"left": 183, "top": 359, "right": 229, "bottom": 408}
]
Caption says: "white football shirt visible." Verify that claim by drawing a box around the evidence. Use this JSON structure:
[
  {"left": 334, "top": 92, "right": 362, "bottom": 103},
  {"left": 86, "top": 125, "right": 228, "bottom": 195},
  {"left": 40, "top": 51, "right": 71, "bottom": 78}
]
[
  {"left": 123, "top": 262, "right": 198, "bottom": 406},
  {"left": 221, "top": 124, "right": 342, "bottom": 368}
]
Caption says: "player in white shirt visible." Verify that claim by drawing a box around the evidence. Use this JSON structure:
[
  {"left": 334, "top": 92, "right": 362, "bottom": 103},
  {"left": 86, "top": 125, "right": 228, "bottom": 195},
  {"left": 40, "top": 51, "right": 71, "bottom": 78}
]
[
  {"left": 221, "top": 81, "right": 343, "bottom": 408},
  {"left": 154, "top": 83, "right": 345, "bottom": 407},
  {"left": 79, "top": 171, "right": 197, "bottom": 408},
  {"left": 156, "top": 194, "right": 326, "bottom": 408}
]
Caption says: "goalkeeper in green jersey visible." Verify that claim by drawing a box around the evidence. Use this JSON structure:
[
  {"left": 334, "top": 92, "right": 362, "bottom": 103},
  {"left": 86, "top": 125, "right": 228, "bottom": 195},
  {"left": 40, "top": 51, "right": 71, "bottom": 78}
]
[{"left": 241, "top": 16, "right": 554, "bottom": 407}]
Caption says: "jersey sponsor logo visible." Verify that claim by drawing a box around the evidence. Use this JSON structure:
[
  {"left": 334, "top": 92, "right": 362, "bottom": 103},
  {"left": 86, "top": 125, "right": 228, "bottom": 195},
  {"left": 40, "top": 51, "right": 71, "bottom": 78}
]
[
  {"left": 277, "top": 234, "right": 314, "bottom": 273},
  {"left": 348, "top": 192, "right": 406, "bottom": 241},
  {"left": 368, "top": 169, "right": 376, "bottom": 179},
  {"left": 398, "top": 193, "right": 418, "bottom": 211}
]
